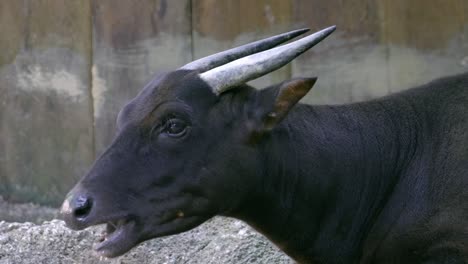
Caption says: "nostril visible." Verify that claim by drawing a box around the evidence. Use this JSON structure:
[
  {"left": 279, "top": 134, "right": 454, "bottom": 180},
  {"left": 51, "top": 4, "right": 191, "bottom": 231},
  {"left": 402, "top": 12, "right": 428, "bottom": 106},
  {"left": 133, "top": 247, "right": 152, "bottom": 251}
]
[{"left": 73, "top": 195, "right": 93, "bottom": 219}]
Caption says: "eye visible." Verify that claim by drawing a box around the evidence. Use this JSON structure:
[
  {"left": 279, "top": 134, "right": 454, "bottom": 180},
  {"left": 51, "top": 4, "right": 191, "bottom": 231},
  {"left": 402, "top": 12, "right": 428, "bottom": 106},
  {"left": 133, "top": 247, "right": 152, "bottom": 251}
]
[{"left": 162, "top": 118, "right": 188, "bottom": 138}]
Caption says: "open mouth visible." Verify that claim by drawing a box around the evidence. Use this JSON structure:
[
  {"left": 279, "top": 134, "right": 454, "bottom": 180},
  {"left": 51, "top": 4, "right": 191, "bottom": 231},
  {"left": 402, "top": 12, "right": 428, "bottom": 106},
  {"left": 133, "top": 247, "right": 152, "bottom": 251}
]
[{"left": 93, "top": 219, "right": 138, "bottom": 258}]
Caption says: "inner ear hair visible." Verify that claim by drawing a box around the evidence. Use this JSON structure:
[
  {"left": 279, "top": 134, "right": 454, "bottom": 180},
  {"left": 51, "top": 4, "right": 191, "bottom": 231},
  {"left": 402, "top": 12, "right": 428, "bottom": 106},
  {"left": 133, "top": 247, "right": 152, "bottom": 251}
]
[{"left": 262, "top": 77, "right": 317, "bottom": 131}]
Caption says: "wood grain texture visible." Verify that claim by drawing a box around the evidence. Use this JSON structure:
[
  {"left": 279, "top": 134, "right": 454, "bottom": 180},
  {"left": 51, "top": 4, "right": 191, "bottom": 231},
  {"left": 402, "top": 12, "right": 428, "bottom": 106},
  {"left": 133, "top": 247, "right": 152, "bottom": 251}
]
[
  {"left": 378, "top": 0, "right": 468, "bottom": 93},
  {"left": 292, "top": 0, "right": 468, "bottom": 104},
  {"left": 0, "top": 1, "right": 24, "bottom": 67},
  {"left": 293, "top": 0, "right": 380, "bottom": 37},
  {"left": 379, "top": 0, "right": 466, "bottom": 50},
  {"left": 0, "top": 0, "right": 93, "bottom": 205},
  {"left": 292, "top": 0, "right": 387, "bottom": 104},
  {"left": 92, "top": 0, "right": 192, "bottom": 153},
  {"left": 192, "top": 0, "right": 294, "bottom": 88}
]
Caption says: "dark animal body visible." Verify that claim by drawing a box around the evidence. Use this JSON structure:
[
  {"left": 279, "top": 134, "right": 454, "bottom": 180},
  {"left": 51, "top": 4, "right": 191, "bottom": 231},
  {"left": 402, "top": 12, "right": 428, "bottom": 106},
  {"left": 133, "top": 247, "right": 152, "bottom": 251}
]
[
  {"left": 59, "top": 27, "right": 468, "bottom": 263},
  {"left": 236, "top": 73, "right": 468, "bottom": 263}
]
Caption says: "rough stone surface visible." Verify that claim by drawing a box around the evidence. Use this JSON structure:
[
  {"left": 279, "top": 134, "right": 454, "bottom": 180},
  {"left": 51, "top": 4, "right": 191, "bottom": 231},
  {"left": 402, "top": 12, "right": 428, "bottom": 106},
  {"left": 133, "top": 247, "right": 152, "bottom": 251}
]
[
  {"left": 0, "top": 196, "right": 58, "bottom": 224},
  {"left": 0, "top": 200, "right": 293, "bottom": 264}
]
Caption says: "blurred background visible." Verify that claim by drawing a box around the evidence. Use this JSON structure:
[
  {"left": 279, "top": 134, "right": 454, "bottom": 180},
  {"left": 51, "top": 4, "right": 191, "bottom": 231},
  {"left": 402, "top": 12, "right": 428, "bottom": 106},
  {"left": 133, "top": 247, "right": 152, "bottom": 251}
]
[{"left": 0, "top": 0, "right": 467, "bottom": 207}]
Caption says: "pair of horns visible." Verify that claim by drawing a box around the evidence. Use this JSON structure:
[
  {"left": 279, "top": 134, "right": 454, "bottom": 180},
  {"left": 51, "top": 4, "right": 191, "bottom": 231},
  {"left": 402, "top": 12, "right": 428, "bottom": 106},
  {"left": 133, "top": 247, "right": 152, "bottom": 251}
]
[{"left": 181, "top": 26, "right": 336, "bottom": 95}]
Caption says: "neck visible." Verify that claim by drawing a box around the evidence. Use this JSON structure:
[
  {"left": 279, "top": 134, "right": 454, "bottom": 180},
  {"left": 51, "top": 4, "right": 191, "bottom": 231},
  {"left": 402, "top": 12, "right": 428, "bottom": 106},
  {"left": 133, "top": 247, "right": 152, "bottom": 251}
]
[{"left": 230, "top": 97, "right": 421, "bottom": 263}]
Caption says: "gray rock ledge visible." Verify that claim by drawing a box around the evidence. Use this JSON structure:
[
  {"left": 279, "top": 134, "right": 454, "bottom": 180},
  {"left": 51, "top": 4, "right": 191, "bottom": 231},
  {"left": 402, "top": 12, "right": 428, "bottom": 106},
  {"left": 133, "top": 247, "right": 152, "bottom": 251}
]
[{"left": 0, "top": 217, "right": 293, "bottom": 264}]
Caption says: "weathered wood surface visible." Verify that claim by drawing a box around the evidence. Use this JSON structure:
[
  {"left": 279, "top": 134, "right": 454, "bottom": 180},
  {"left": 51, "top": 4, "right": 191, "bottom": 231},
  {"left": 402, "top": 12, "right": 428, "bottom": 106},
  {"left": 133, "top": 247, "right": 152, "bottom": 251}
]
[
  {"left": 0, "top": 0, "right": 467, "bottom": 205},
  {"left": 92, "top": 0, "right": 192, "bottom": 153},
  {"left": 292, "top": 0, "right": 468, "bottom": 104},
  {"left": 0, "top": 0, "right": 93, "bottom": 205},
  {"left": 192, "top": 0, "right": 293, "bottom": 88},
  {"left": 379, "top": 0, "right": 468, "bottom": 94}
]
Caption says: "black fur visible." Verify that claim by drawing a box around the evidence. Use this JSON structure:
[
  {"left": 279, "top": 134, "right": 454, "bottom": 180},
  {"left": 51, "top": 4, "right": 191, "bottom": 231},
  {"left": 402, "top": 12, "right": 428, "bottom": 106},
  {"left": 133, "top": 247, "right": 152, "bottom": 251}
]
[{"left": 61, "top": 71, "right": 468, "bottom": 263}]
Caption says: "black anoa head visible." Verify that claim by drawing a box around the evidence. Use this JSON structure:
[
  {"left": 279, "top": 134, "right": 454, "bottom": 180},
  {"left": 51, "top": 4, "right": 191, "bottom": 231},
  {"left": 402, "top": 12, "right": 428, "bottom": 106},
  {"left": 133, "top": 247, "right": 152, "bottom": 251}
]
[{"left": 59, "top": 26, "right": 335, "bottom": 257}]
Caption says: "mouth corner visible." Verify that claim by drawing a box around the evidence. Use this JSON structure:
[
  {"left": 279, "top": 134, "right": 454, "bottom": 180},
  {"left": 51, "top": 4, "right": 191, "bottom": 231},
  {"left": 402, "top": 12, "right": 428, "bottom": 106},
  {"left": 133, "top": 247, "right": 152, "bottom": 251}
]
[{"left": 92, "top": 219, "right": 139, "bottom": 258}]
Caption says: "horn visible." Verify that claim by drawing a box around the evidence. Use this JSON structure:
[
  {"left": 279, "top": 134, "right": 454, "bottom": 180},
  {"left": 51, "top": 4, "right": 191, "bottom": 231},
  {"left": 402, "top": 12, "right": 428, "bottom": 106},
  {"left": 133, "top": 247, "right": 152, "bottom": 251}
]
[
  {"left": 199, "top": 26, "right": 336, "bottom": 95},
  {"left": 180, "top": 28, "right": 310, "bottom": 72}
]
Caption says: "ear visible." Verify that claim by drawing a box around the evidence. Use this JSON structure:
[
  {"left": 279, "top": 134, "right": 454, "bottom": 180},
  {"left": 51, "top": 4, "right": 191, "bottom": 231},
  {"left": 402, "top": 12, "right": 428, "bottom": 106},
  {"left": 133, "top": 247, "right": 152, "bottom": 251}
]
[{"left": 249, "top": 77, "right": 317, "bottom": 132}]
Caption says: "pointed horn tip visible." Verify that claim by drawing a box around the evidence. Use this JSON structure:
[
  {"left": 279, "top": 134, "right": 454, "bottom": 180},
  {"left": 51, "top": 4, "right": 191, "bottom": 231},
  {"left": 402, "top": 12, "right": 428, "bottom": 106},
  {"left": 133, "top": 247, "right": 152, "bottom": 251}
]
[
  {"left": 294, "top": 28, "right": 310, "bottom": 34},
  {"left": 291, "top": 26, "right": 335, "bottom": 38},
  {"left": 325, "top": 25, "right": 337, "bottom": 34},
  {"left": 285, "top": 28, "right": 310, "bottom": 39},
  {"left": 310, "top": 25, "right": 337, "bottom": 40}
]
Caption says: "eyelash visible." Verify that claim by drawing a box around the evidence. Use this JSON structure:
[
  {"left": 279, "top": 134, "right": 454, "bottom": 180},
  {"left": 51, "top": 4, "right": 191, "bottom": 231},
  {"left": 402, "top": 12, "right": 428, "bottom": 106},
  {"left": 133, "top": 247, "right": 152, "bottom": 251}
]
[{"left": 152, "top": 115, "right": 190, "bottom": 138}]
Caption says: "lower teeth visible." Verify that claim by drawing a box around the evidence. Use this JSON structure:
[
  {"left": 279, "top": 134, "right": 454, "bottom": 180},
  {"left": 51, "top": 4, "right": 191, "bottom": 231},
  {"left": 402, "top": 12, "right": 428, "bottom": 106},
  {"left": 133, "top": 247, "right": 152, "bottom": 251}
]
[
  {"left": 96, "top": 220, "right": 127, "bottom": 244},
  {"left": 98, "top": 232, "right": 106, "bottom": 242}
]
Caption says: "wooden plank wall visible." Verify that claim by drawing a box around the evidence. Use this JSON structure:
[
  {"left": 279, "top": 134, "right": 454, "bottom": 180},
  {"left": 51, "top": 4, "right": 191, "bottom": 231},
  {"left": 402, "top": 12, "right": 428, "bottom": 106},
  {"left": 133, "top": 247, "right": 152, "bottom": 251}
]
[
  {"left": 92, "top": 0, "right": 192, "bottom": 152},
  {"left": 0, "top": 0, "right": 94, "bottom": 205},
  {"left": 293, "top": 0, "right": 468, "bottom": 104},
  {"left": 0, "top": 0, "right": 467, "bottom": 205},
  {"left": 192, "top": 0, "right": 293, "bottom": 88}
]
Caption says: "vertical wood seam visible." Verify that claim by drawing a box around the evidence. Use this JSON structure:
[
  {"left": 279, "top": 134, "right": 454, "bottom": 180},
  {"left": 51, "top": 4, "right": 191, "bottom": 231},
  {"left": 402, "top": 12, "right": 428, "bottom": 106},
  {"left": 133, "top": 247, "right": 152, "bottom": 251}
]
[
  {"left": 189, "top": 0, "right": 195, "bottom": 61},
  {"left": 23, "top": 0, "right": 31, "bottom": 50},
  {"left": 88, "top": 0, "right": 96, "bottom": 160},
  {"left": 459, "top": 0, "right": 467, "bottom": 53},
  {"left": 381, "top": 0, "right": 391, "bottom": 94}
]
